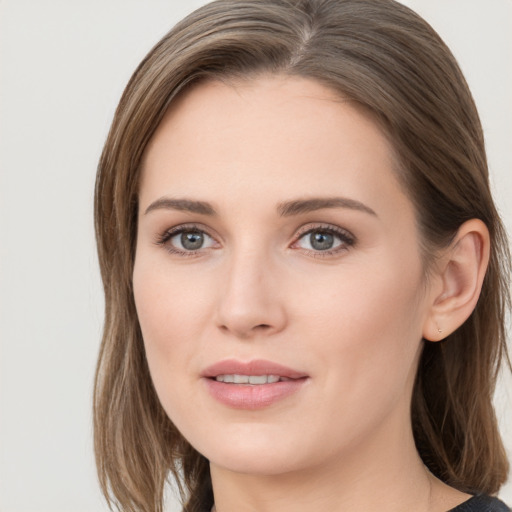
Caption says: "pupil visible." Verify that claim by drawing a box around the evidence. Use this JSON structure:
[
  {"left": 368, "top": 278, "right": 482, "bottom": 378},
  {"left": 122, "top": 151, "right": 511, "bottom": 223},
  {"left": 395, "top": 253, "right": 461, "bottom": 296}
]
[
  {"left": 181, "top": 231, "right": 204, "bottom": 250},
  {"left": 310, "top": 231, "right": 334, "bottom": 250}
]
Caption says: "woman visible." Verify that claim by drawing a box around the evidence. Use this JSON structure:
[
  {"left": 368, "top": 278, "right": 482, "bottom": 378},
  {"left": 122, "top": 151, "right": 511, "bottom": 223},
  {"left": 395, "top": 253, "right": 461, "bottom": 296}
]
[{"left": 93, "top": 1, "right": 511, "bottom": 511}]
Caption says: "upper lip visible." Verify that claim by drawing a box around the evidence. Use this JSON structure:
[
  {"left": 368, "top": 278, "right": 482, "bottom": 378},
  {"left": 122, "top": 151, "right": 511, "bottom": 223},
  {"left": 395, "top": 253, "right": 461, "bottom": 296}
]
[{"left": 201, "top": 359, "right": 308, "bottom": 379}]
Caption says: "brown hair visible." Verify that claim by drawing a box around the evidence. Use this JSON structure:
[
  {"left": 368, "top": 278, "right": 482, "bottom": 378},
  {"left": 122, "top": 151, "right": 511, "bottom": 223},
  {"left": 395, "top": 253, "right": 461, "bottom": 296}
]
[{"left": 93, "top": 1, "right": 511, "bottom": 511}]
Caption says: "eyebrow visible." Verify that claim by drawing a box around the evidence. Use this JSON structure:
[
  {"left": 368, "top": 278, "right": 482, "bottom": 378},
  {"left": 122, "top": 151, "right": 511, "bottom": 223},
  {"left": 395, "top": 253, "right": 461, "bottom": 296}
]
[
  {"left": 277, "top": 197, "right": 377, "bottom": 217},
  {"left": 144, "top": 197, "right": 216, "bottom": 216},
  {"left": 144, "top": 196, "right": 377, "bottom": 217}
]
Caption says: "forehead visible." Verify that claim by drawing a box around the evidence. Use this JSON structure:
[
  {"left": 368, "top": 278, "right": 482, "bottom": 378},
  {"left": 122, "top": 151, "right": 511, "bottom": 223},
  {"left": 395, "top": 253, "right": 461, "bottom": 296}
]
[{"left": 139, "top": 75, "right": 411, "bottom": 222}]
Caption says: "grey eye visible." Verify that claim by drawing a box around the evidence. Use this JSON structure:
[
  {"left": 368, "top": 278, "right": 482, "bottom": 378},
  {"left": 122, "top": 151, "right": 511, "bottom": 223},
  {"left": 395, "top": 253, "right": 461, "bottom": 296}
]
[
  {"left": 170, "top": 230, "right": 215, "bottom": 251},
  {"left": 310, "top": 232, "right": 334, "bottom": 250},
  {"left": 296, "top": 229, "right": 344, "bottom": 252},
  {"left": 181, "top": 231, "right": 204, "bottom": 250}
]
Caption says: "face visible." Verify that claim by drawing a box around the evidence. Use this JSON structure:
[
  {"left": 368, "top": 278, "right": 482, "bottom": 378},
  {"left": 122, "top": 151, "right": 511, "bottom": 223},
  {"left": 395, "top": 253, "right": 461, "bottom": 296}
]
[{"left": 133, "top": 76, "right": 435, "bottom": 476}]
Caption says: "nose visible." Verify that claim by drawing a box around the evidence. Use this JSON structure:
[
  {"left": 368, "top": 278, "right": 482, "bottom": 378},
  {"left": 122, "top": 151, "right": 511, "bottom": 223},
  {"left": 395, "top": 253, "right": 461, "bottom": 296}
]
[{"left": 215, "top": 249, "right": 287, "bottom": 339}]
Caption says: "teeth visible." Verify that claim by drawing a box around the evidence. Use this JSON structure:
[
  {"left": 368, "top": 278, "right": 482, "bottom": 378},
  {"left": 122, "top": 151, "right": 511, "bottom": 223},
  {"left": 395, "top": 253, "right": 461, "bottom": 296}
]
[
  {"left": 249, "top": 375, "right": 267, "bottom": 384},
  {"left": 215, "top": 374, "right": 282, "bottom": 384}
]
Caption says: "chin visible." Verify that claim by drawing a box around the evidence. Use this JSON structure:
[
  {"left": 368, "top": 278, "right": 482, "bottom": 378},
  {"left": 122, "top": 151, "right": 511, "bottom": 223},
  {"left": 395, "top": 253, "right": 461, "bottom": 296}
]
[
  {"left": 189, "top": 423, "right": 325, "bottom": 477},
  {"left": 209, "top": 449, "right": 305, "bottom": 476}
]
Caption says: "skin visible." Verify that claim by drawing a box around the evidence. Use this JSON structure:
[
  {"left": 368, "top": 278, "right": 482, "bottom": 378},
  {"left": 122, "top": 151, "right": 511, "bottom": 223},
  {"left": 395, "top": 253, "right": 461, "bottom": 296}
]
[{"left": 133, "top": 76, "right": 482, "bottom": 511}]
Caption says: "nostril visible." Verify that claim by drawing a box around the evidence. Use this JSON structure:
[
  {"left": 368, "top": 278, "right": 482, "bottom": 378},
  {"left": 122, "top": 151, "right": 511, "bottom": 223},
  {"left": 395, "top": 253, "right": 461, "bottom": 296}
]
[{"left": 217, "top": 322, "right": 273, "bottom": 338}]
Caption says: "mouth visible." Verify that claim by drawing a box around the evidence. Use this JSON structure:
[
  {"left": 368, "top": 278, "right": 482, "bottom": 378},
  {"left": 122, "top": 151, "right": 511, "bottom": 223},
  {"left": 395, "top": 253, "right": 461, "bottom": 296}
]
[
  {"left": 213, "top": 374, "right": 293, "bottom": 384},
  {"left": 201, "top": 359, "right": 308, "bottom": 409},
  {"left": 201, "top": 358, "right": 308, "bottom": 382}
]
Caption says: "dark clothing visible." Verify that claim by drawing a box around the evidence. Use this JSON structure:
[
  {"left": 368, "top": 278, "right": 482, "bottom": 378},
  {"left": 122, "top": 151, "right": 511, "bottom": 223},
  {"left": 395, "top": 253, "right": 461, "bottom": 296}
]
[{"left": 449, "top": 494, "right": 510, "bottom": 511}]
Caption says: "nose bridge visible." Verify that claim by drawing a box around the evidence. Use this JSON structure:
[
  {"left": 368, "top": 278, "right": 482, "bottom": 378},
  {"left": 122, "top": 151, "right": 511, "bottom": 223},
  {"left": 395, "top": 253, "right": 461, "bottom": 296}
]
[{"left": 215, "top": 240, "right": 286, "bottom": 338}]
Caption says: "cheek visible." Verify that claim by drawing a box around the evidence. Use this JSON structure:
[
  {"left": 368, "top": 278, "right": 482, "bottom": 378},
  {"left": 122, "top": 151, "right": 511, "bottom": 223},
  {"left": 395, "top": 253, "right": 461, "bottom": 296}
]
[
  {"left": 132, "top": 258, "right": 212, "bottom": 437},
  {"left": 297, "top": 254, "right": 426, "bottom": 407},
  {"left": 296, "top": 252, "right": 424, "bottom": 341},
  {"left": 133, "top": 253, "right": 210, "bottom": 340},
  {"left": 132, "top": 257, "right": 206, "bottom": 389}
]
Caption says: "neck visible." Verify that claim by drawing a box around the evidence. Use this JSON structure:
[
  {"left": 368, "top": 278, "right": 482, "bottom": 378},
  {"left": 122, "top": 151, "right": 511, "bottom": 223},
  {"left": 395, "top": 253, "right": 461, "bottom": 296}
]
[{"left": 209, "top": 408, "right": 436, "bottom": 512}]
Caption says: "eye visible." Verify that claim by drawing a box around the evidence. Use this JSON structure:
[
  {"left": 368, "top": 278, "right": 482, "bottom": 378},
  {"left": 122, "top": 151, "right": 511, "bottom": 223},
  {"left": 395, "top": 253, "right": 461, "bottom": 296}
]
[
  {"left": 156, "top": 225, "right": 218, "bottom": 255},
  {"left": 293, "top": 225, "right": 355, "bottom": 255},
  {"left": 172, "top": 230, "right": 214, "bottom": 251}
]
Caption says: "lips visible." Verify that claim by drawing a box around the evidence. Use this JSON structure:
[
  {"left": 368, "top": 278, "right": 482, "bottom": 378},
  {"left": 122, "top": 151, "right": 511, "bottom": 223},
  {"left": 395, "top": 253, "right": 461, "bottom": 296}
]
[
  {"left": 201, "top": 359, "right": 308, "bottom": 380},
  {"left": 201, "top": 359, "right": 308, "bottom": 409}
]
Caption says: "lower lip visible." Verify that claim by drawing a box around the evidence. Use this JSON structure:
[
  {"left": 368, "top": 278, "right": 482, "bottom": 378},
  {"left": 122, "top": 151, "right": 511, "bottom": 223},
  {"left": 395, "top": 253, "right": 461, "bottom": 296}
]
[{"left": 203, "top": 378, "right": 307, "bottom": 410}]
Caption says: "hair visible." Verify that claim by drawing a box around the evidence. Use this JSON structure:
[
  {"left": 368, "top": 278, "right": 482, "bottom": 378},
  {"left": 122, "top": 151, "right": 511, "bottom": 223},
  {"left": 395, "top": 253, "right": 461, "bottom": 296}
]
[{"left": 93, "top": 1, "right": 511, "bottom": 511}]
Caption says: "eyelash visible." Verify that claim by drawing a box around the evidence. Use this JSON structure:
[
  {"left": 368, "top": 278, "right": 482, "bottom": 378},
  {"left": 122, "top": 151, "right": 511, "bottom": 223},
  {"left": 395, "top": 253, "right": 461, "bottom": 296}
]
[
  {"left": 292, "top": 224, "right": 356, "bottom": 257},
  {"left": 154, "top": 223, "right": 356, "bottom": 258},
  {"left": 154, "top": 223, "right": 216, "bottom": 257}
]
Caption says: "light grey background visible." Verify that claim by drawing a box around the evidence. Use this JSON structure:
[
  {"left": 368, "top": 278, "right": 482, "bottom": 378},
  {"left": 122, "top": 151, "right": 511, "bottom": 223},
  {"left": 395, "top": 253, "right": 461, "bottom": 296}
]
[{"left": 0, "top": 1, "right": 510, "bottom": 511}]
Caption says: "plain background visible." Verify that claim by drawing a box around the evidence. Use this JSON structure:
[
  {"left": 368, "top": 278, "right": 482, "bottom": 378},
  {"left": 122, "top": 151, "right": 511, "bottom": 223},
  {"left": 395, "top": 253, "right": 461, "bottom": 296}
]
[{"left": 0, "top": 1, "right": 510, "bottom": 511}]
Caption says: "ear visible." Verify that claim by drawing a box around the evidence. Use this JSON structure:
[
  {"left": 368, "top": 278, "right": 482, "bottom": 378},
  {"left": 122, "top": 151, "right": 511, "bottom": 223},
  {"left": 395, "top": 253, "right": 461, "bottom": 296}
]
[{"left": 423, "top": 219, "right": 490, "bottom": 342}]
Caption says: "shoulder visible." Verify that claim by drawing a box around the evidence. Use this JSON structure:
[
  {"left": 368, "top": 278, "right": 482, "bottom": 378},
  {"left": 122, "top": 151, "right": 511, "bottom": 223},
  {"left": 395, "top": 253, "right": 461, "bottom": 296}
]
[{"left": 448, "top": 494, "right": 510, "bottom": 512}]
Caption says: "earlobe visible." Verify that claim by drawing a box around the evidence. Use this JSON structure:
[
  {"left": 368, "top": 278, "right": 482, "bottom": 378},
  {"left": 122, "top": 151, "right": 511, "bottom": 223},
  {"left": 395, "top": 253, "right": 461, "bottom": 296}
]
[{"left": 423, "top": 219, "right": 490, "bottom": 342}]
